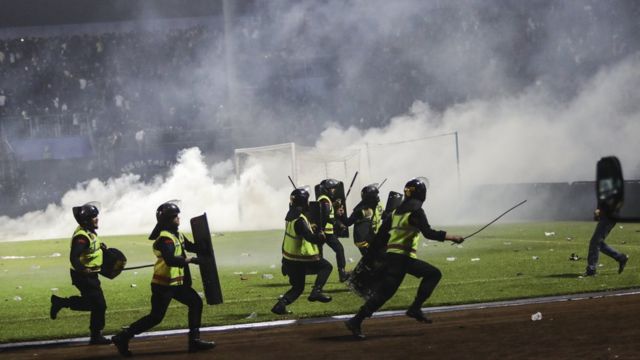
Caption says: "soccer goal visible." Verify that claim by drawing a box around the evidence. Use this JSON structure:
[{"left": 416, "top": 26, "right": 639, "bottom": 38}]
[{"left": 234, "top": 142, "right": 363, "bottom": 191}]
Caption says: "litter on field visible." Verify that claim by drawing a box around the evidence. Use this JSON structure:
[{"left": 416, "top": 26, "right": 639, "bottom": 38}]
[
  {"left": 544, "top": 231, "right": 555, "bottom": 237},
  {"left": 532, "top": 256, "right": 539, "bottom": 260},
  {"left": 233, "top": 271, "right": 244, "bottom": 275},
  {"left": 446, "top": 257, "right": 456, "bottom": 262},
  {"left": 248, "top": 271, "right": 258, "bottom": 275},
  {"left": 471, "top": 258, "right": 480, "bottom": 262},
  {"left": 531, "top": 312, "right": 542, "bottom": 321},
  {"left": 49, "top": 253, "right": 61, "bottom": 257},
  {"left": 1, "top": 256, "right": 36, "bottom": 260},
  {"left": 246, "top": 312, "right": 258, "bottom": 319},
  {"left": 198, "top": 292, "right": 205, "bottom": 298},
  {"left": 16, "top": 285, "right": 22, "bottom": 289},
  {"left": 130, "top": 284, "right": 137, "bottom": 288},
  {"left": 261, "top": 274, "right": 274, "bottom": 280},
  {"left": 348, "top": 257, "right": 354, "bottom": 263},
  {"left": 569, "top": 253, "right": 580, "bottom": 261},
  {"left": 13, "top": 296, "right": 22, "bottom": 301},
  {"left": 50, "top": 288, "right": 58, "bottom": 292}
]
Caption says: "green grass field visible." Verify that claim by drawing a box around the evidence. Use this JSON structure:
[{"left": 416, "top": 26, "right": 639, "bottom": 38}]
[{"left": 1, "top": 221, "right": 639, "bottom": 343}]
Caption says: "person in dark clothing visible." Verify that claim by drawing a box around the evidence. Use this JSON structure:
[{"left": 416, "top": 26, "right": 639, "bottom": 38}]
[
  {"left": 343, "top": 184, "right": 385, "bottom": 256},
  {"left": 50, "top": 202, "right": 111, "bottom": 345},
  {"left": 584, "top": 208, "right": 629, "bottom": 276},
  {"left": 345, "top": 178, "right": 464, "bottom": 339},
  {"left": 111, "top": 201, "right": 215, "bottom": 357},
  {"left": 271, "top": 187, "right": 333, "bottom": 315},
  {"left": 317, "top": 178, "right": 349, "bottom": 282}
]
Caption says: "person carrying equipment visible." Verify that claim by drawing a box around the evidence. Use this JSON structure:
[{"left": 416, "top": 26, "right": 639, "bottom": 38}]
[
  {"left": 50, "top": 202, "right": 111, "bottom": 345},
  {"left": 344, "top": 184, "right": 385, "bottom": 256},
  {"left": 345, "top": 178, "right": 464, "bottom": 339},
  {"left": 111, "top": 201, "right": 215, "bottom": 357},
  {"left": 271, "top": 188, "right": 333, "bottom": 315},
  {"left": 317, "top": 178, "right": 349, "bottom": 282}
]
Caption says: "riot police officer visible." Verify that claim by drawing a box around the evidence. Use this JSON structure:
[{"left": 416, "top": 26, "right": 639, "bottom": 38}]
[
  {"left": 271, "top": 188, "right": 333, "bottom": 315},
  {"left": 317, "top": 178, "right": 349, "bottom": 282},
  {"left": 112, "top": 201, "right": 215, "bottom": 356},
  {"left": 50, "top": 202, "right": 111, "bottom": 345},
  {"left": 344, "top": 184, "right": 385, "bottom": 256},
  {"left": 345, "top": 178, "right": 464, "bottom": 339}
]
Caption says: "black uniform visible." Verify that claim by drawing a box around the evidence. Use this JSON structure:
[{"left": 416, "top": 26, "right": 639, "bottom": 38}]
[
  {"left": 346, "top": 199, "right": 450, "bottom": 338},
  {"left": 272, "top": 208, "right": 333, "bottom": 314},
  {"left": 318, "top": 197, "right": 348, "bottom": 281},
  {"left": 50, "top": 229, "right": 110, "bottom": 345},
  {"left": 126, "top": 230, "right": 203, "bottom": 335}
]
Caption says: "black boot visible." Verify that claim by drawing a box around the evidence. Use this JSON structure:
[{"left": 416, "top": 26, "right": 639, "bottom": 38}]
[
  {"left": 618, "top": 254, "right": 629, "bottom": 274},
  {"left": 112, "top": 328, "right": 133, "bottom": 357},
  {"left": 339, "top": 269, "right": 350, "bottom": 283},
  {"left": 89, "top": 330, "right": 111, "bottom": 345},
  {"left": 271, "top": 297, "right": 291, "bottom": 315},
  {"left": 50, "top": 295, "right": 65, "bottom": 320},
  {"left": 345, "top": 317, "right": 366, "bottom": 340},
  {"left": 406, "top": 305, "right": 432, "bottom": 324},
  {"left": 188, "top": 330, "right": 216, "bottom": 353},
  {"left": 308, "top": 287, "right": 332, "bottom": 303}
]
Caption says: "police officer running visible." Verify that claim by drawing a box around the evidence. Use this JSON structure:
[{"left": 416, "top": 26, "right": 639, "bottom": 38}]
[
  {"left": 271, "top": 188, "right": 333, "bottom": 315},
  {"left": 317, "top": 178, "right": 349, "bottom": 282},
  {"left": 344, "top": 184, "right": 385, "bottom": 256},
  {"left": 345, "top": 178, "right": 464, "bottom": 339},
  {"left": 112, "top": 201, "right": 215, "bottom": 356},
  {"left": 50, "top": 202, "right": 111, "bottom": 345}
]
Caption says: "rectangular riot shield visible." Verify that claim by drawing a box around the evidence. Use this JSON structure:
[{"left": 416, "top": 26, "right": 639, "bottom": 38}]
[
  {"left": 597, "top": 156, "right": 624, "bottom": 217},
  {"left": 307, "top": 201, "right": 322, "bottom": 232},
  {"left": 190, "top": 213, "right": 223, "bottom": 305},
  {"left": 384, "top": 191, "right": 403, "bottom": 214},
  {"left": 333, "top": 181, "right": 349, "bottom": 238}
]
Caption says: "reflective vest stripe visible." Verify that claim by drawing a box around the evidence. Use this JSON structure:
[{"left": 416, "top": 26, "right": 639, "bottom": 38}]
[
  {"left": 151, "top": 231, "right": 185, "bottom": 286},
  {"left": 70, "top": 226, "right": 103, "bottom": 271},
  {"left": 282, "top": 214, "right": 321, "bottom": 262},
  {"left": 386, "top": 211, "right": 420, "bottom": 259},
  {"left": 317, "top": 195, "right": 334, "bottom": 234}
]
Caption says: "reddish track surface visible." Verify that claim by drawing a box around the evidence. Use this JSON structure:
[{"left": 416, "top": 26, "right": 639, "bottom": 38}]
[{"left": 4, "top": 293, "right": 640, "bottom": 360}]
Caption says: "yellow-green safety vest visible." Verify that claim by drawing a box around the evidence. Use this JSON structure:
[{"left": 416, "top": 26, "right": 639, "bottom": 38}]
[
  {"left": 70, "top": 226, "right": 103, "bottom": 271},
  {"left": 386, "top": 211, "right": 420, "bottom": 259},
  {"left": 282, "top": 213, "right": 321, "bottom": 262},
  {"left": 317, "top": 194, "right": 334, "bottom": 234},
  {"left": 152, "top": 230, "right": 186, "bottom": 286}
]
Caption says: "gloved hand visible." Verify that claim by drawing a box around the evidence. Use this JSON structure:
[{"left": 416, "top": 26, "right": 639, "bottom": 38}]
[{"left": 188, "top": 257, "right": 202, "bottom": 265}]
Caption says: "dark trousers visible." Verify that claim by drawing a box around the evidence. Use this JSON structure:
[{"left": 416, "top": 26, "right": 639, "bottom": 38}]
[
  {"left": 360, "top": 253, "right": 442, "bottom": 317},
  {"left": 281, "top": 258, "right": 333, "bottom": 304},
  {"left": 587, "top": 217, "right": 624, "bottom": 272},
  {"left": 128, "top": 283, "right": 203, "bottom": 335},
  {"left": 322, "top": 234, "right": 346, "bottom": 270},
  {"left": 67, "top": 269, "right": 107, "bottom": 332}
]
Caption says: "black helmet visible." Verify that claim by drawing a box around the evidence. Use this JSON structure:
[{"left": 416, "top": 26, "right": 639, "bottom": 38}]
[
  {"left": 361, "top": 184, "right": 380, "bottom": 203},
  {"left": 320, "top": 178, "right": 339, "bottom": 191},
  {"left": 72, "top": 202, "right": 100, "bottom": 229},
  {"left": 404, "top": 177, "right": 428, "bottom": 202},
  {"left": 156, "top": 201, "right": 180, "bottom": 225},
  {"left": 290, "top": 187, "right": 310, "bottom": 208}
]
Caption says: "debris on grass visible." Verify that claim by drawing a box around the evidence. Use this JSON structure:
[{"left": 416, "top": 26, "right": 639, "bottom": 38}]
[
  {"left": 569, "top": 253, "right": 580, "bottom": 261},
  {"left": 246, "top": 312, "right": 258, "bottom": 319},
  {"left": 348, "top": 257, "right": 354, "bottom": 263},
  {"left": 532, "top": 256, "right": 539, "bottom": 260},
  {"left": 13, "top": 296, "right": 22, "bottom": 301},
  {"left": 49, "top": 253, "right": 61, "bottom": 257},
  {"left": 248, "top": 271, "right": 258, "bottom": 275},
  {"left": 262, "top": 274, "right": 274, "bottom": 280},
  {"left": 50, "top": 288, "right": 58, "bottom": 292},
  {"left": 130, "top": 284, "right": 137, "bottom": 288},
  {"left": 544, "top": 231, "right": 555, "bottom": 237},
  {"left": 446, "top": 257, "right": 456, "bottom": 262},
  {"left": 471, "top": 258, "right": 480, "bottom": 262},
  {"left": 233, "top": 271, "right": 244, "bottom": 275},
  {"left": 531, "top": 312, "right": 542, "bottom": 321}
]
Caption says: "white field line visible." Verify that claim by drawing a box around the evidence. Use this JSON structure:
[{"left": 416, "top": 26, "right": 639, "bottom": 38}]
[{"left": 2, "top": 288, "right": 639, "bottom": 350}]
